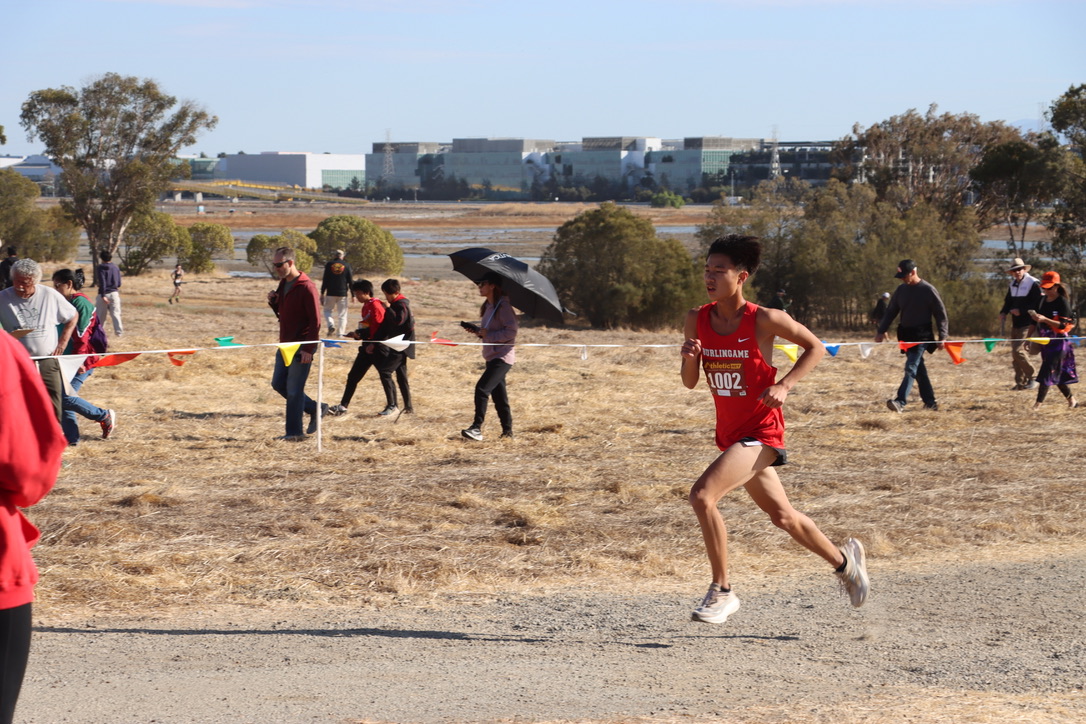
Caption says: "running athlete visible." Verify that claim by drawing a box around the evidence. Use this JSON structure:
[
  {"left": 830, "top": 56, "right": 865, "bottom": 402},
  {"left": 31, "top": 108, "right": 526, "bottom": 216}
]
[{"left": 681, "top": 235, "right": 868, "bottom": 624}]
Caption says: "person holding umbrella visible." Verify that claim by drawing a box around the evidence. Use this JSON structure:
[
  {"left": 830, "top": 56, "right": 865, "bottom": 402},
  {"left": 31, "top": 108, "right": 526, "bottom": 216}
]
[{"left": 460, "top": 271, "right": 518, "bottom": 441}]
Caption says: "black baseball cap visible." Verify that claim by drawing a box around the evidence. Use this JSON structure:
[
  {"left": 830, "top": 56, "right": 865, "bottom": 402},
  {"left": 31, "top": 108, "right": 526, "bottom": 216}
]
[{"left": 894, "top": 259, "right": 917, "bottom": 279}]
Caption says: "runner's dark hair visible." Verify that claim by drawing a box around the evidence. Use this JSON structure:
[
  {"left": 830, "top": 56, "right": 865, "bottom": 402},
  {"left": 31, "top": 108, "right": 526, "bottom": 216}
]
[
  {"left": 707, "top": 235, "right": 761, "bottom": 275},
  {"left": 52, "top": 267, "right": 85, "bottom": 290}
]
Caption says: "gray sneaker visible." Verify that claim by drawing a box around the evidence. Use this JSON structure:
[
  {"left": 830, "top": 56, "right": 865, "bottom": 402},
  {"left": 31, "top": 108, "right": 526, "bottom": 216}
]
[
  {"left": 886, "top": 399, "right": 904, "bottom": 413},
  {"left": 836, "top": 538, "right": 869, "bottom": 607},
  {"left": 692, "top": 583, "right": 740, "bottom": 624},
  {"left": 461, "top": 427, "right": 483, "bottom": 441}
]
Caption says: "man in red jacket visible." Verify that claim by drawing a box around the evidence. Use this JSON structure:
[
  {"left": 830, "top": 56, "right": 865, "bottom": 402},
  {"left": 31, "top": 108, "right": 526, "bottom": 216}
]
[
  {"left": 267, "top": 247, "right": 326, "bottom": 440},
  {"left": 0, "top": 331, "right": 65, "bottom": 723}
]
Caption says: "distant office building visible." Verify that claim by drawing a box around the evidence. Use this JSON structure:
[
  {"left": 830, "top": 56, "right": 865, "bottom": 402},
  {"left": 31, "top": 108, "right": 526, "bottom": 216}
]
[
  {"left": 646, "top": 137, "right": 761, "bottom": 193},
  {"left": 1, "top": 154, "right": 64, "bottom": 195},
  {"left": 727, "top": 141, "right": 837, "bottom": 186},
  {"left": 365, "top": 142, "right": 442, "bottom": 190},
  {"left": 550, "top": 137, "right": 662, "bottom": 190},
  {"left": 215, "top": 151, "right": 366, "bottom": 190},
  {"left": 439, "top": 138, "right": 555, "bottom": 195}
]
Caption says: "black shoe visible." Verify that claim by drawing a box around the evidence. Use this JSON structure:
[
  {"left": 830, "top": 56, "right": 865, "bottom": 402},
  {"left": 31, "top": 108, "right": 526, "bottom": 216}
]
[
  {"left": 378, "top": 405, "right": 398, "bottom": 416},
  {"left": 403, "top": 407, "right": 414, "bottom": 414},
  {"left": 500, "top": 430, "right": 514, "bottom": 439},
  {"left": 923, "top": 402, "right": 939, "bottom": 411}
]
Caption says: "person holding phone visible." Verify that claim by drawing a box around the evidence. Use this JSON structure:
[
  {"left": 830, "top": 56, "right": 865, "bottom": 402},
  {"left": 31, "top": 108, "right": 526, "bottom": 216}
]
[{"left": 460, "top": 272, "right": 518, "bottom": 441}]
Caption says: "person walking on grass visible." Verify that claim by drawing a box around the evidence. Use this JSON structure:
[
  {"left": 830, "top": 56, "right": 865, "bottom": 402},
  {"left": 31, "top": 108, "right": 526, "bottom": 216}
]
[
  {"left": 681, "top": 235, "right": 868, "bottom": 625},
  {"left": 169, "top": 264, "right": 184, "bottom": 305},
  {"left": 267, "top": 246, "right": 326, "bottom": 440},
  {"left": 327, "top": 279, "right": 387, "bottom": 417},
  {"left": 51, "top": 268, "right": 115, "bottom": 445},
  {"left": 94, "top": 250, "right": 123, "bottom": 337},
  {"left": 460, "top": 271, "right": 518, "bottom": 441},
  {"left": 0, "top": 259, "right": 77, "bottom": 423},
  {"left": 370, "top": 278, "right": 415, "bottom": 416},
  {"left": 875, "top": 259, "right": 948, "bottom": 413},
  {"left": 999, "top": 258, "right": 1041, "bottom": 390},
  {"left": 320, "top": 249, "right": 353, "bottom": 336},
  {"left": 1028, "top": 271, "right": 1077, "bottom": 410}
]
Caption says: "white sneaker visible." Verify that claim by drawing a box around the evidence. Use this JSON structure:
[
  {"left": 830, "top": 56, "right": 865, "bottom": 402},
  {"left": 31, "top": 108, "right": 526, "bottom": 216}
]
[
  {"left": 836, "top": 538, "right": 869, "bottom": 607},
  {"left": 692, "top": 583, "right": 740, "bottom": 624}
]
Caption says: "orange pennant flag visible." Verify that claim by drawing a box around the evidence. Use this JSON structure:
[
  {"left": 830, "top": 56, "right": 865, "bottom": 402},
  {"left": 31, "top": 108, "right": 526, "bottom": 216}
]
[
  {"left": 431, "top": 330, "right": 458, "bottom": 346},
  {"left": 167, "top": 350, "right": 197, "bottom": 366},
  {"left": 945, "top": 342, "right": 966, "bottom": 365},
  {"left": 91, "top": 353, "right": 141, "bottom": 368},
  {"left": 898, "top": 342, "right": 921, "bottom": 351}
]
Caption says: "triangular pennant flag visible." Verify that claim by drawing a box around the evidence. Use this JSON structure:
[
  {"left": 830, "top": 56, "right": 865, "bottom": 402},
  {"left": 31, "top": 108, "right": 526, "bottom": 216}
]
[
  {"left": 580, "top": 345, "right": 588, "bottom": 361},
  {"left": 378, "top": 334, "right": 411, "bottom": 352},
  {"left": 898, "top": 341, "right": 921, "bottom": 351},
  {"left": 214, "top": 336, "right": 242, "bottom": 347},
  {"left": 321, "top": 339, "right": 344, "bottom": 348},
  {"left": 278, "top": 343, "right": 301, "bottom": 366},
  {"left": 167, "top": 350, "right": 197, "bottom": 366},
  {"left": 91, "top": 353, "right": 141, "bottom": 368},
  {"left": 57, "top": 355, "right": 89, "bottom": 384},
  {"left": 1027, "top": 337, "right": 1051, "bottom": 346},
  {"left": 774, "top": 344, "right": 799, "bottom": 363},
  {"left": 982, "top": 338, "right": 1000, "bottom": 353},
  {"left": 858, "top": 343, "right": 875, "bottom": 359},
  {"left": 430, "top": 331, "right": 457, "bottom": 347},
  {"left": 945, "top": 342, "right": 966, "bottom": 365},
  {"left": 822, "top": 341, "right": 840, "bottom": 357}
]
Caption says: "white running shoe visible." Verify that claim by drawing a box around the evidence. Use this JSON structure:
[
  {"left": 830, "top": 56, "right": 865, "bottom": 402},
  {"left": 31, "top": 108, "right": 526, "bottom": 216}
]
[
  {"left": 836, "top": 537, "right": 869, "bottom": 607},
  {"left": 692, "top": 583, "right": 740, "bottom": 624}
]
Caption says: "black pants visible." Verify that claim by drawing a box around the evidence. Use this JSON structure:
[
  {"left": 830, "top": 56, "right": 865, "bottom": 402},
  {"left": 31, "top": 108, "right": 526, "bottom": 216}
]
[
  {"left": 375, "top": 352, "right": 412, "bottom": 410},
  {"left": 473, "top": 359, "right": 512, "bottom": 432},
  {"left": 1036, "top": 383, "right": 1073, "bottom": 403},
  {"left": 0, "top": 603, "right": 32, "bottom": 724},
  {"left": 340, "top": 348, "right": 376, "bottom": 408}
]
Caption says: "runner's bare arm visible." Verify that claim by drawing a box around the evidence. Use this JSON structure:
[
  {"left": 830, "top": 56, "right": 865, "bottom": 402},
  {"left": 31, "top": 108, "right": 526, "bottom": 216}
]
[
  {"left": 757, "top": 307, "right": 825, "bottom": 408},
  {"left": 680, "top": 307, "right": 703, "bottom": 390}
]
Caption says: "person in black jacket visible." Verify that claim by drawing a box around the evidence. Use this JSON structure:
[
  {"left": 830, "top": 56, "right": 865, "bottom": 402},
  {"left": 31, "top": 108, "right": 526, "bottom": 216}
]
[
  {"left": 370, "top": 279, "right": 415, "bottom": 415},
  {"left": 999, "top": 258, "right": 1042, "bottom": 390},
  {"left": 320, "top": 250, "right": 353, "bottom": 336}
]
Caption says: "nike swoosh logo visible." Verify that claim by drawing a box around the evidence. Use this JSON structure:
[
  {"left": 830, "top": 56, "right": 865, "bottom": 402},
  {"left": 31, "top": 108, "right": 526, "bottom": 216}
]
[{"left": 738, "top": 337, "right": 750, "bottom": 343}]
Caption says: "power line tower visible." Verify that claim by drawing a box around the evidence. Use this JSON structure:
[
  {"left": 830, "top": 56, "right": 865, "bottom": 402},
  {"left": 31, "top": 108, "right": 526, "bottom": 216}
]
[
  {"left": 381, "top": 129, "right": 395, "bottom": 185},
  {"left": 768, "top": 125, "right": 782, "bottom": 180}
]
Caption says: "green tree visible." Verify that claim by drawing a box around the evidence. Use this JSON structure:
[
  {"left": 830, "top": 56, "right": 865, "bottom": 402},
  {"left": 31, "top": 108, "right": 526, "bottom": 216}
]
[
  {"left": 0, "top": 168, "right": 41, "bottom": 252},
  {"left": 970, "top": 135, "right": 1068, "bottom": 257},
  {"left": 247, "top": 229, "right": 316, "bottom": 276},
  {"left": 30, "top": 206, "right": 81, "bottom": 262},
  {"left": 182, "top": 221, "right": 233, "bottom": 273},
  {"left": 308, "top": 215, "right": 403, "bottom": 274},
  {"left": 1038, "top": 84, "right": 1086, "bottom": 315},
  {"left": 118, "top": 211, "right": 192, "bottom": 275},
  {"left": 19, "top": 72, "right": 217, "bottom": 266},
  {"left": 650, "top": 189, "right": 685, "bottom": 208},
  {"left": 835, "top": 104, "right": 1021, "bottom": 227},
  {"left": 539, "top": 202, "right": 701, "bottom": 329}
]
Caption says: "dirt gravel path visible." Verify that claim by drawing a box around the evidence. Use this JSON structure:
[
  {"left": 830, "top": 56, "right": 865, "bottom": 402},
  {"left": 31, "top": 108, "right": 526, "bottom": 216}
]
[{"left": 21, "top": 548, "right": 1085, "bottom": 723}]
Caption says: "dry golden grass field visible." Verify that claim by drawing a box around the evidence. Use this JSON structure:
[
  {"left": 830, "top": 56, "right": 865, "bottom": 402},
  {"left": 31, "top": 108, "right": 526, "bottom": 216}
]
[
  {"left": 22, "top": 205, "right": 1085, "bottom": 723},
  {"left": 36, "top": 263, "right": 1085, "bottom": 619}
]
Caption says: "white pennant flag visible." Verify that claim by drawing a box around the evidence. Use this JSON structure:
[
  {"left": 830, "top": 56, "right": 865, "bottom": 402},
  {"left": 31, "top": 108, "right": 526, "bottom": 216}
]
[
  {"left": 378, "top": 334, "right": 412, "bottom": 352},
  {"left": 858, "top": 343, "right": 875, "bottom": 359},
  {"left": 57, "top": 355, "right": 90, "bottom": 396}
]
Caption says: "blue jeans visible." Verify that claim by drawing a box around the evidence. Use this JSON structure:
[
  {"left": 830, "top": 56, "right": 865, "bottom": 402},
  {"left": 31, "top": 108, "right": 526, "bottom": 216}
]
[
  {"left": 62, "top": 369, "right": 109, "bottom": 445},
  {"left": 271, "top": 350, "right": 316, "bottom": 436},
  {"left": 895, "top": 344, "right": 936, "bottom": 407}
]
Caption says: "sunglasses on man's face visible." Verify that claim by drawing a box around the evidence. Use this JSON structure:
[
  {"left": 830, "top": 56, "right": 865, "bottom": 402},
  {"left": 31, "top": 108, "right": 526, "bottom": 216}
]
[{"left": 273, "top": 261, "right": 289, "bottom": 268}]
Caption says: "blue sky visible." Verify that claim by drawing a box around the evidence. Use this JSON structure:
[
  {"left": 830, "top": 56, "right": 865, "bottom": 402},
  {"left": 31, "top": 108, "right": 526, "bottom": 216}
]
[{"left": 3, "top": 0, "right": 1083, "bottom": 158}]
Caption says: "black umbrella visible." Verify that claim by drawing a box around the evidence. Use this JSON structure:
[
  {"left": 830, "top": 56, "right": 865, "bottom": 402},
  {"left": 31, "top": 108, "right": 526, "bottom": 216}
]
[{"left": 448, "top": 247, "right": 568, "bottom": 325}]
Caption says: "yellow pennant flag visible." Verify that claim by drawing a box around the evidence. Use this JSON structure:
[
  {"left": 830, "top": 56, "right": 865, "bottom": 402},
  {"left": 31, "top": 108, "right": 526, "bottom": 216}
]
[
  {"left": 278, "top": 343, "right": 302, "bottom": 366},
  {"left": 773, "top": 344, "right": 799, "bottom": 363},
  {"left": 1027, "top": 337, "right": 1051, "bottom": 346}
]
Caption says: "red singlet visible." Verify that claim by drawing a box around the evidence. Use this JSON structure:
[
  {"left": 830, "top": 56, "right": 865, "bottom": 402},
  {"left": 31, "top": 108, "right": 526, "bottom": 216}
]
[{"left": 697, "top": 301, "right": 785, "bottom": 451}]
